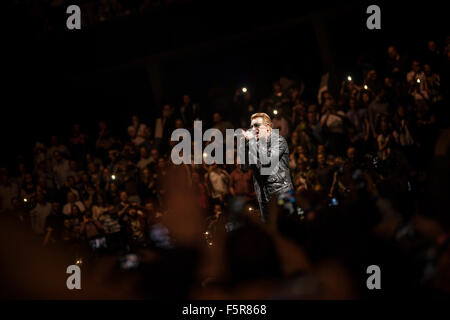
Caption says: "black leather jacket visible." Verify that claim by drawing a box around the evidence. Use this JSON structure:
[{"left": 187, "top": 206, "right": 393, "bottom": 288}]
[{"left": 242, "top": 132, "right": 294, "bottom": 207}]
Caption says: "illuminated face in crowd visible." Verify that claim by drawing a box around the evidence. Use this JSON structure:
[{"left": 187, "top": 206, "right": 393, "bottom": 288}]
[{"left": 250, "top": 117, "right": 271, "bottom": 140}]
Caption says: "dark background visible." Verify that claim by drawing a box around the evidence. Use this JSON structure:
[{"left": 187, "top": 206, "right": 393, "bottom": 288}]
[{"left": 2, "top": 0, "right": 447, "bottom": 168}]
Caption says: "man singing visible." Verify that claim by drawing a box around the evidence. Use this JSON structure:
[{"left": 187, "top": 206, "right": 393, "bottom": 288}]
[{"left": 242, "top": 113, "right": 294, "bottom": 221}]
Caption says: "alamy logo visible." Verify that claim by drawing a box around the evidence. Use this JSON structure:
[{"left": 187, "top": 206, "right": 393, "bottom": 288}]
[
  {"left": 366, "top": 5, "right": 381, "bottom": 30},
  {"left": 366, "top": 265, "right": 381, "bottom": 290},
  {"left": 66, "top": 5, "right": 81, "bottom": 30},
  {"left": 170, "top": 121, "right": 280, "bottom": 175},
  {"left": 66, "top": 265, "right": 81, "bottom": 290}
]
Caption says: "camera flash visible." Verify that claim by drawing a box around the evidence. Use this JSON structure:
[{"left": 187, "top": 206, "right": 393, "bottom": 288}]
[
  {"left": 23, "top": 198, "right": 28, "bottom": 202},
  {"left": 347, "top": 76, "right": 352, "bottom": 81},
  {"left": 273, "top": 109, "right": 278, "bottom": 115},
  {"left": 203, "top": 152, "right": 208, "bottom": 158},
  {"left": 416, "top": 78, "right": 421, "bottom": 84},
  {"left": 364, "top": 85, "right": 368, "bottom": 90},
  {"left": 242, "top": 87, "right": 247, "bottom": 93},
  {"left": 111, "top": 175, "right": 116, "bottom": 180}
]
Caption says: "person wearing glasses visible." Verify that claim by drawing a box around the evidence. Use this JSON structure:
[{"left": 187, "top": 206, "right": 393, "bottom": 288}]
[{"left": 242, "top": 113, "right": 294, "bottom": 222}]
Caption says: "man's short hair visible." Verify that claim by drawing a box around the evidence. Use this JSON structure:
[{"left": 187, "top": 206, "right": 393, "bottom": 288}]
[{"left": 251, "top": 112, "right": 272, "bottom": 127}]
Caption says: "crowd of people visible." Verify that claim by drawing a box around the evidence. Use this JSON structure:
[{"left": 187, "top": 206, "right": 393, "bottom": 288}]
[{"left": 1, "top": 37, "right": 449, "bottom": 299}]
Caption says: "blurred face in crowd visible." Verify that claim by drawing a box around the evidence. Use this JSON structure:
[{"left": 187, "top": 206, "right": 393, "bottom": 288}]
[
  {"left": 362, "top": 92, "right": 371, "bottom": 104},
  {"left": 53, "top": 151, "right": 62, "bottom": 162},
  {"left": 175, "top": 119, "right": 184, "bottom": 129},
  {"left": 64, "top": 219, "right": 71, "bottom": 228},
  {"left": 317, "top": 153, "right": 326, "bottom": 166},
  {"left": 384, "top": 77, "right": 393, "bottom": 88},
  {"left": 367, "top": 69, "right": 377, "bottom": 81},
  {"left": 128, "top": 126, "right": 136, "bottom": 138},
  {"left": 145, "top": 202, "right": 154, "bottom": 212},
  {"left": 327, "top": 156, "right": 335, "bottom": 166},
  {"left": 38, "top": 177, "right": 46, "bottom": 188},
  {"left": 52, "top": 202, "right": 61, "bottom": 213},
  {"left": 213, "top": 112, "right": 222, "bottom": 124},
  {"left": 158, "top": 158, "right": 165, "bottom": 169},
  {"left": 88, "top": 163, "right": 96, "bottom": 174},
  {"left": 25, "top": 173, "right": 33, "bottom": 184},
  {"left": 297, "top": 159, "right": 306, "bottom": 171},
  {"left": 120, "top": 191, "right": 128, "bottom": 202},
  {"left": 108, "top": 150, "right": 118, "bottom": 162},
  {"left": 397, "top": 105, "right": 406, "bottom": 118},
  {"left": 140, "top": 147, "right": 148, "bottom": 159},
  {"left": 99, "top": 121, "right": 107, "bottom": 131},
  {"left": 162, "top": 105, "right": 172, "bottom": 118},
  {"left": 110, "top": 183, "right": 118, "bottom": 192},
  {"left": 144, "top": 127, "right": 152, "bottom": 139},
  {"left": 349, "top": 98, "right": 356, "bottom": 110},
  {"left": 67, "top": 176, "right": 75, "bottom": 187},
  {"left": 18, "top": 163, "right": 26, "bottom": 174},
  {"left": 347, "top": 147, "right": 356, "bottom": 161},
  {"left": 96, "top": 194, "right": 104, "bottom": 205},
  {"left": 70, "top": 160, "right": 77, "bottom": 171},
  {"left": 317, "top": 145, "right": 325, "bottom": 154},
  {"left": 128, "top": 208, "right": 137, "bottom": 217},
  {"left": 37, "top": 192, "right": 45, "bottom": 203},
  {"left": 132, "top": 115, "right": 139, "bottom": 125},
  {"left": 428, "top": 40, "right": 437, "bottom": 52},
  {"left": 423, "top": 64, "right": 432, "bottom": 75},
  {"left": 72, "top": 205, "right": 80, "bottom": 217},
  {"left": 307, "top": 111, "right": 316, "bottom": 123},
  {"left": 273, "top": 82, "right": 281, "bottom": 95},
  {"left": 388, "top": 46, "right": 398, "bottom": 58},
  {"left": 142, "top": 167, "right": 150, "bottom": 178},
  {"left": 151, "top": 148, "right": 159, "bottom": 160},
  {"left": 323, "top": 91, "right": 332, "bottom": 101},
  {"left": 119, "top": 162, "right": 128, "bottom": 173},
  {"left": 411, "top": 60, "right": 420, "bottom": 73},
  {"left": 183, "top": 95, "right": 191, "bottom": 105},
  {"left": 308, "top": 104, "right": 317, "bottom": 113},
  {"left": 67, "top": 192, "right": 75, "bottom": 203}
]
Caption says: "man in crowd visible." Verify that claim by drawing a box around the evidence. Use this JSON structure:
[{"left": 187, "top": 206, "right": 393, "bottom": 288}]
[{"left": 243, "top": 112, "right": 294, "bottom": 221}]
